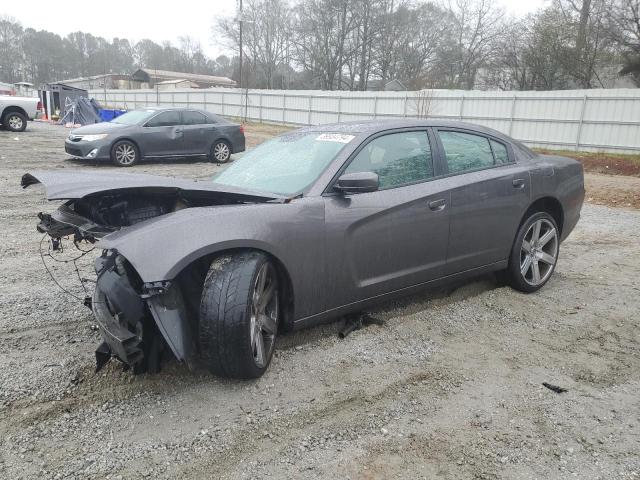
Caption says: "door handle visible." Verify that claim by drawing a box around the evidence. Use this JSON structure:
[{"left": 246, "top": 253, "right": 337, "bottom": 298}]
[
  {"left": 512, "top": 178, "right": 525, "bottom": 189},
  {"left": 428, "top": 198, "right": 447, "bottom": 211},
  {"left": 175, "top": 128, "right": 183, "bottom": 134}
]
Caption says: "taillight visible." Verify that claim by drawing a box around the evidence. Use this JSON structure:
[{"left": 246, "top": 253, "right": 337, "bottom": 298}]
[
  {"left": 239, "top": 124, "right": 245, "bottom": 134},
  {"left": 37, "top": 101, "right": 43, "bottom": 112}
]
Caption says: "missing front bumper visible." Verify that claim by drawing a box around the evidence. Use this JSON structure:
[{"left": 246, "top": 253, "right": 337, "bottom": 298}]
[
  {"left": 92, "top": 255, "right": 146, "bottom": 370},
  {"left": 92, "top": 251, "right": 197, "bottom": 372}
]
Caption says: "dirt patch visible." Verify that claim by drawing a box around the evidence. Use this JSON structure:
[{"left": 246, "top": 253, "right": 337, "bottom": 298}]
[
  {"left": 1, "top": 123, "right": 639, "bottom": 479},
  {"left": 585, "top": 173, "right": 640, "bottom": 209},
  {"left": 534, "top": 148, "right": 640, "bottom": 177}
]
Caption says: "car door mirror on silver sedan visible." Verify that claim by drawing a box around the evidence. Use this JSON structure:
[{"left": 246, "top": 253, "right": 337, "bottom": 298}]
[{"left": 334, "top": 172, "right": 379, "bottom": 194}]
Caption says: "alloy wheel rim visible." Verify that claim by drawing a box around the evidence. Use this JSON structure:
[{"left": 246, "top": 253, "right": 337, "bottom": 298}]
[
  {"left": 115, "top": 144, "right": 136, "bottom": 164},
  {"left": 520, "top": 218, "right": 558, "bottom": 286},
  {"left": 8, "top": 115, "right": 23, "bottom": 130},
  {"left": 249, "top": 263, "right": 278, "bottom": 368},
  {"left": 214, "top": 143, "right": 230, "bottom": 162}
]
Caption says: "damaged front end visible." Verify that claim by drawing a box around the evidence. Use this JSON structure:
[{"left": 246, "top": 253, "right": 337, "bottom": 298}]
[
  {"left": 23, "top": 170, "right": 286, "bottom": 374},
  {"left": 92, "top": 250, "right": 197, "bottom": 373}
]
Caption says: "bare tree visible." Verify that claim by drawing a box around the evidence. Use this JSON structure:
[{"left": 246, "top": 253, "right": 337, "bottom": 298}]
[
  {"left": 553, "top": 0, "right": 615, "bottom": 87},
  {"left": 0, "top": 16, "right": 24, "bottom": 83},
  {"left": 216, "top": 0, "right": 292, "bottom": 88},
  {"left": 606, "top": 0, "right": 640, "bottom": 84},
  {"left": 441, "top": 0, "right": 505, "bottom": 89},
  {"left": 292, "top": 0, "right": 362, "bottom": 90},
  {"left": 412, "top": 88, "right": 436, "bottom": 117}
]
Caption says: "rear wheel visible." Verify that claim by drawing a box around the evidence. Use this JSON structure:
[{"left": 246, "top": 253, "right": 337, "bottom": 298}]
[
  {"left": 199, "top": 252, "right": 280, "bottom": 378},
  {"left": 3, "top": 111, "right": 27, "bottom": 132},
  {"left": 507, "top": 212, "right": 559, "bottom": 293},
  {"left": 210, "top": 140, "right": 231, "bottom": 163},
  {"left": 111, "top": 140, "right": 139, "bottom": 167}
]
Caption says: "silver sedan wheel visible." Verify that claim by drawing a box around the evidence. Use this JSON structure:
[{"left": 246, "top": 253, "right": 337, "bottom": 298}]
[
  {"left": 115, "top": 143, "right": 136, "bottom": 165},
  {"left": 249, "top": 263, "right": 278, "bottom": 368},
  {"left": 520, "top": 218, "right": 558, "bottom": 286},
  {"left": 213, "top": 142, "right": 230, "bottom": 162},
  {"left": 8, "top": 114, "right": 23, "bottom": 130}
]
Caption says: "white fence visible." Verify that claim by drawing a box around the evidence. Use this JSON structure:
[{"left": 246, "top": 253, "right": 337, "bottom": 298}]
[{"left": 89, "top": 87, "right": 640, "bottom": 153}]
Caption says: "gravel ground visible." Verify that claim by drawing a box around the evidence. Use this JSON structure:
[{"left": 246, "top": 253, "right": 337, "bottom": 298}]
[{"left": 1, "top": 122, "right": 639, "bottom": 480}]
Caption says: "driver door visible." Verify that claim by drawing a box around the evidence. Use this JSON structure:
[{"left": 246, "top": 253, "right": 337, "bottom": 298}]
[
  {"left": 323, "top": 129, "right": 450, "bottom": 309},
  {"left": 139, "top": 110, "right": 184, "bottom": 156}
]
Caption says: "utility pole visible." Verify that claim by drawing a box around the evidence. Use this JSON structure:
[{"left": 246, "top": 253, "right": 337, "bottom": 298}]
[{"left": 238, "top": 0, "right": 248, "bottom": 122}]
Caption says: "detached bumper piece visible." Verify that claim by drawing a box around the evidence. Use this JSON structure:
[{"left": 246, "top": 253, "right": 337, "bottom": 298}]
[{"left": 92, "top": 252, "right": 146, "bottom": 372}]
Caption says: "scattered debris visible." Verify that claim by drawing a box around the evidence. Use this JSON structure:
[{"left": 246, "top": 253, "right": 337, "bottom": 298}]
[
  {"left": 542, "top": 382, "right": 568, "bottom": 394},
  {"left": 339, "top": 313, "right": 385, "bottom": 338}
]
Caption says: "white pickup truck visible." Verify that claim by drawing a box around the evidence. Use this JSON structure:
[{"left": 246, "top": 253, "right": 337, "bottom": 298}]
[{"left": 0, "top": 95, "right": 41, "bottom": 132}]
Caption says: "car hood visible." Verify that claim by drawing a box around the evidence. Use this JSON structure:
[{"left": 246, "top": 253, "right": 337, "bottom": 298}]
[
  {"left": 21, "top": 170, "right": 285, "bottom": 202},
  {"left": 70, "top": 122, "right": 130, "bottom": 135}
]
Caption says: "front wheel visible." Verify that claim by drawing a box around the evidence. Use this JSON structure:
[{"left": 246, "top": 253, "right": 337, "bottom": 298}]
[
  {"left": 507, "top": 212, "right": 560, "bottom": 293},
  {"left": 199, "top": 252, "right": 280, "bottom": 378},
  {"left": 3, "top": 112, "right": 27, "bottom": 132},
  {"left": 111, "top": 140, "right": 139, "bottom": 167}
]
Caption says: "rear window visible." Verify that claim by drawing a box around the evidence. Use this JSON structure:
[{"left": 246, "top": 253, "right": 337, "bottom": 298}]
[
  {"left": 182, "top": 111, "right": 208, "bottom": 125},
  {"left": 439, "top": 131, "right": 495, "bottom": 173},
  {"left": 490, "top": 139, "right": 510, "bottom": 164}
]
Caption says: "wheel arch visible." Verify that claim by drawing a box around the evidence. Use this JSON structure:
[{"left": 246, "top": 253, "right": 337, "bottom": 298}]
[
  {"left": 173, "top": 246, "right": 296, "bottom": 331},
  {"left": 212, "top": 136, "right": 233, "bottom": 153},
  {"left": 2, "top": 106, "right": 28, "bottom": 121},
  {"left": 520, "top": 196, "right": 564, "bottom": 237}
]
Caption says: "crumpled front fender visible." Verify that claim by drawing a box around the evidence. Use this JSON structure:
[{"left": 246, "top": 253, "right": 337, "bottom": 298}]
[{"left": 97, "top": 200, "right": 318, "bottom": 283}]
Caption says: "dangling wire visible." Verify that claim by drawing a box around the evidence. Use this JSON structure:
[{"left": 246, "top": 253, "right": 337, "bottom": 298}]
[{"left": 39, "top": 234, "right": 96, "bottom": 302}]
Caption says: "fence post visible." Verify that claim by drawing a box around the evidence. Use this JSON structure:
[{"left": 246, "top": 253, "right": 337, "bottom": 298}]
[
  {"left": 403, "top": 92, "right": 408, "bottom": 117},
  {"left": 576, "top": 95, "right": 588, "bottom": 151},
  {"left": 259, "top": 93, "right": 263, "bottom": 123},
  {"left": 145, "top": 91, "right": 149, "bottom": 107},
  {"left": 308, "top": 96, "right": 313, "bottom": 125},
  {"left": 373, "top": 95, "right": 378, "bottom": 119},
  {"left": 337, "top": 95, "right": 342, "bottom": 122},
  {"left": 508, "top": 95, "right": 517, "bottom": 136},
  {"left": 459, "top": 94, "right": 465, "bottom": 120},
  {"left": 204, "top": 91, "right": 208, "bottom": 112},
  {"left": 221, "top": 92, "right": 225, "bottom": 116},
  {"left": 282, "top": 93, "right": 286, "bottom": 124},
  {"left": 186, "top": 91, "right": 190, "bottom": 108}
]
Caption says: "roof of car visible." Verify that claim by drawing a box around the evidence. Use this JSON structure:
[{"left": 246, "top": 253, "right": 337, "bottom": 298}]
[
  {"left": 296, "top": 119, "right": 511, "bottom": 141},
  {"left": 138, "top": 107, "right": 203, "bottom": 112}
]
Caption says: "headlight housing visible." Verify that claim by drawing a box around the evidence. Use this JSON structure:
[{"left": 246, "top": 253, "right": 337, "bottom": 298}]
[{"left": 79, "top": 134, "right": 108, "bottom": 141}]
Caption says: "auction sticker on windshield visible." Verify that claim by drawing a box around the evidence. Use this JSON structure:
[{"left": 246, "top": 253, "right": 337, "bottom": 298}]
[{"left": 316, "top": 133, "right": 355, "bottom": 143}]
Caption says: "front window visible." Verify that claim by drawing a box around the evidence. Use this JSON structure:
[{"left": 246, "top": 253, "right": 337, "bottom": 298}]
[
  {"left": 212, "top": 132, "right": 354, "bottom": 195},
  {"left": 344, "top": 131, "right": 434, "bottom": 189},
  {"left": 111, "top": 110, "right": 155, "bottom": 125},
  {"left": 146, "top": 111, "right": 180, "bottom": 127}
]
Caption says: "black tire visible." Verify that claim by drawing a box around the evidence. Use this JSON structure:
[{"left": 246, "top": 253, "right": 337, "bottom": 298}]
[
  {"left": 507, "top": 211, "right": 560, "bottom": 293},
  {"left": 210, "top": 140, "right": 231, "bottom": 163},
  {"left": 3, "top": 111, "right": 27, "bottom": 132},
  {"left": 111, "top": 140, "right": 140, "bottom": 167},
  {"left": 199, "top": 252, "right": 280, "bottom": 378}
]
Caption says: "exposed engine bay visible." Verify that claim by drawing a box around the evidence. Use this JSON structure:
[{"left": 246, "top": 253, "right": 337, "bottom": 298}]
[{"left": 36, "top": 189, "right": 257, "bottom": 242}]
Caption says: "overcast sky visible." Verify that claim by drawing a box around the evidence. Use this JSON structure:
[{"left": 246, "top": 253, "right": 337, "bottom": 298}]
[{"left": 1, "top": 0, "right": 547, "bottom": 59}]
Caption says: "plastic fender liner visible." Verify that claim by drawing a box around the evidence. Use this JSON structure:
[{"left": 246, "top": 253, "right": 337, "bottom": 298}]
[
  {"left": 146, "top": 283, "right": 198, "bottom": 370},
  {"left": 92, "top": 270, "right": 145, "bottom": 365}
]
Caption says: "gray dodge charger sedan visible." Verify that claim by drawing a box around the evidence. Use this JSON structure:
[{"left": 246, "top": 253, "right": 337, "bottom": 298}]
[
  {"left": 64, "top": 107, "right": 245, "bottom": 166},
  {"left": 25, "top": 119, "right": 584, "bottom": 378}
]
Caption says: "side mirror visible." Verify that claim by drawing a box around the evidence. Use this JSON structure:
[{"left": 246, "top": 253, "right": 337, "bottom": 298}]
[{"left": 334, "top": 172, "right": 379, "bottom": 194}]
